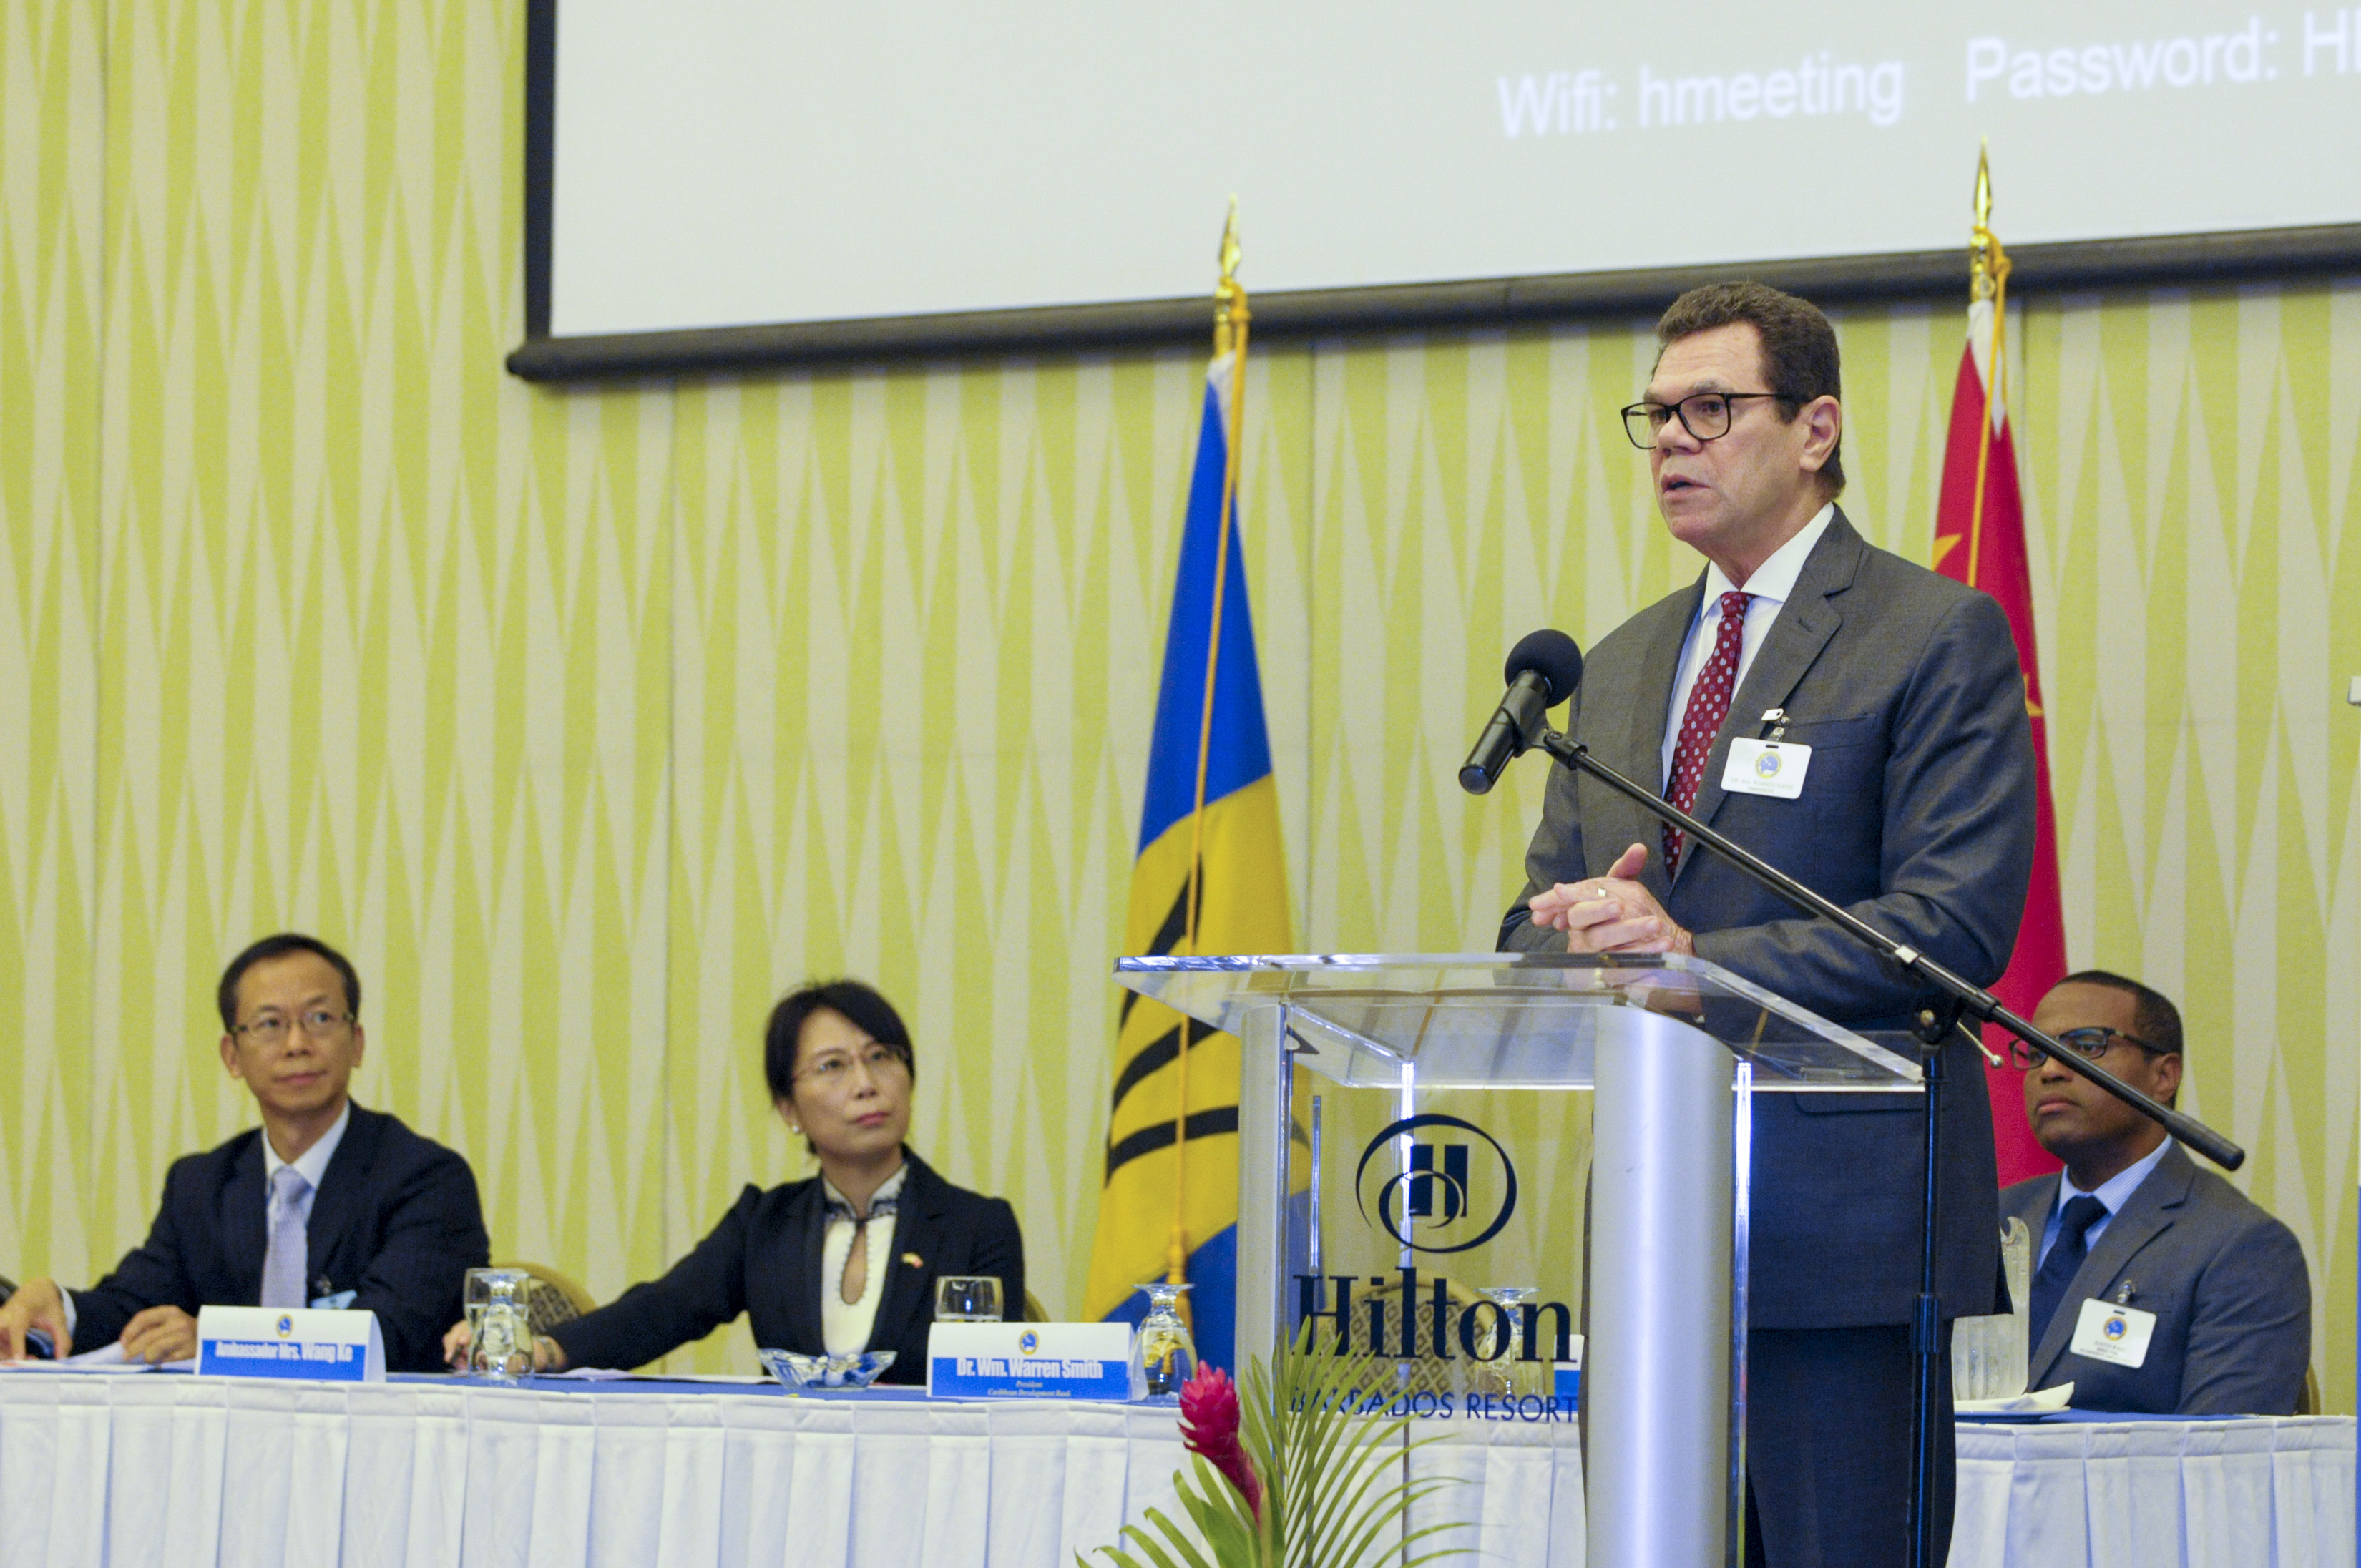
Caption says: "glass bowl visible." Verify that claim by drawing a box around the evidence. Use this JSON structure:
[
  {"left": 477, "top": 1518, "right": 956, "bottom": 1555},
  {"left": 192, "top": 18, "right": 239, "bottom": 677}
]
[{"left": 757, "top": 1348, "right": 897, "bottom": 1390}]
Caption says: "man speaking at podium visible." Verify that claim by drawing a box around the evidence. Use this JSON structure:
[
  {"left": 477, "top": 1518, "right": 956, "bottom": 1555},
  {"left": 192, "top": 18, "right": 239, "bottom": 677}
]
[{"left": 1499, "top": 283, "right": 2035, "bottom": 1568}]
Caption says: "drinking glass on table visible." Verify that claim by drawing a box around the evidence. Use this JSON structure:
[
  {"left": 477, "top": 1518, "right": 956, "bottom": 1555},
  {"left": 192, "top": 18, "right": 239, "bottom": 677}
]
[
  {"left": 1130, "top": 1282, "right": 1196, "bottom": 1402},
  {"left": 469, "top": 1269, "right": 533, "bottom": 1381},
  {"left": 1480, "top": 1286, "right": 1543, "bottom": 1399},
  {"left": 464, "top": 1268, "right": 494, "bottom": 1347},
  {"left": 934, "top": 1276, "right": 1003, "bottom": 1323},
  {"left": 1950, "top": 1217, "right": 2033, "bottom": 1401}
]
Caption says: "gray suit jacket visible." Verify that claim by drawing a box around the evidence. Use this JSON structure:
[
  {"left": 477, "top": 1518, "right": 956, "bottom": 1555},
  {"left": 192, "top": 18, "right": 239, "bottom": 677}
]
[
  {"left": 1502, "top": 509, "right": 2034, "bottom": 1326},
  {"left": 2003, "top": 1143, "right": 2310, "bottom": 1414}
]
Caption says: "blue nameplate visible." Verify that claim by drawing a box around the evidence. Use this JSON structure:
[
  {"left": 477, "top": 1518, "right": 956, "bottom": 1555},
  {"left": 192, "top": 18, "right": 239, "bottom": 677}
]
[
  {"left": 927, "top": 1322, "right": 1133, "bottom": 1400},
  {"left": 196, "top": 1305, "right": 385, "bottom": 1383}
]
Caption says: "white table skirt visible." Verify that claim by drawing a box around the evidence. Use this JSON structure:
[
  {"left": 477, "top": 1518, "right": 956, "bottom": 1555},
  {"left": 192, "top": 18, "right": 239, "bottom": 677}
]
[
  {"left": 0, "top": 1373, "right": 1585, "bottom": 1568},
  {"left": 9, "top": 1372, "right": 2342, "bottom": 1568},
  {"left": 1949, "top": 1415, "right": 2355, "bottom": 1568}
]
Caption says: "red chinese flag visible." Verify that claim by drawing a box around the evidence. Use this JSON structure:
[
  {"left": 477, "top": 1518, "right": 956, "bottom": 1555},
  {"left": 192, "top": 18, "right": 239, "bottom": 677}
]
[{"left": 1932, "top": 298, "right": 2066, "bottom": 1188}]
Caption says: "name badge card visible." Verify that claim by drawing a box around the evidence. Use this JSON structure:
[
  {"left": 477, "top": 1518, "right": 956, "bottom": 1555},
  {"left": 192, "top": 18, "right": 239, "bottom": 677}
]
[
  {"left": 197, "top": 1305, "right": 385, "bottom": 1383},
  {"left": 2068, "top": 1298, "right": 2157, "bottom": 1369},
  {"left": 1722, "top": 740, "right": 1810, "bottom": 799},
  {"left": 928, "top": 1321, "right": 1133, "bottom": 1401}
]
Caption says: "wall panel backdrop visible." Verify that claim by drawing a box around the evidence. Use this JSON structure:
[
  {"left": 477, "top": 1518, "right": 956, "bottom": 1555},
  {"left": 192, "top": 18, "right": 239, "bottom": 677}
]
[{"left": 1, "top": 1, "right": 2355, "bottom": 1393}]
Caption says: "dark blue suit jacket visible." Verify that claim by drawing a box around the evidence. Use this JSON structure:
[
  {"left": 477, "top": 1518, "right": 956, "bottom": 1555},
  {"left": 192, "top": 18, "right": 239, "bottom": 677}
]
[
  {"left": 70, "top": 1102, "right": 489, "bottom": 1372},
  {"left": 2003, "top": 1145, "right": 2310, "bottom": 1414},
  {"left": 548, "top": 1150, "right": 1025, "bottom": 1382},
  {"left": 1503, "top": 509, "right": 2033, "bottom": 1328}
]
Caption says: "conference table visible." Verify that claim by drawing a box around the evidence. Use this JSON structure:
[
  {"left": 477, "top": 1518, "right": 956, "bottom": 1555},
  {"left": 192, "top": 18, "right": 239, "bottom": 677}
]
[{"left": 0, "top": 1368, "right": 2347, "bottom": 1567}]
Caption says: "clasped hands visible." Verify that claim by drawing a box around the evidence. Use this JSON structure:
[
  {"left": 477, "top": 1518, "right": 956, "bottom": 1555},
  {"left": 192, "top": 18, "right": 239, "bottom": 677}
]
[{"left": 1527, "top": 842, "right": 1695, "bottom": 956}]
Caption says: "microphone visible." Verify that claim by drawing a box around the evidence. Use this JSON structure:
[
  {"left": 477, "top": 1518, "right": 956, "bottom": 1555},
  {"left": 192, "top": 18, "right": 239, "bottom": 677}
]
[{"left": 1459, "top": 629, "right": 1584, "bottom": 795}]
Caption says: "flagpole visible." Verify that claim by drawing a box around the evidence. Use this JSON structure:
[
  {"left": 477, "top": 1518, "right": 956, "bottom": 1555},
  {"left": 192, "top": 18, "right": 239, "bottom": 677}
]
[
  {"left": 1966, "top": 142, "right": 2012, "bottom": 592},
  {"left": 1170, "top": 200, "right": 1251, "bottom": 1294},
  {"left": 1915, "top": 147, "right": 2011, "bottom": 1568}
]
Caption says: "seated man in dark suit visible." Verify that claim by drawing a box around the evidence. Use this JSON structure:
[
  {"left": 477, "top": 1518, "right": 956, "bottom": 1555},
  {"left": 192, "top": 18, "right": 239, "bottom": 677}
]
[
  {"left": 2003, "top": 970, "right": 2309, "bottom": 1414},
  {"left": 0, "top": 933, "right": 489, "bottom": 1372}
]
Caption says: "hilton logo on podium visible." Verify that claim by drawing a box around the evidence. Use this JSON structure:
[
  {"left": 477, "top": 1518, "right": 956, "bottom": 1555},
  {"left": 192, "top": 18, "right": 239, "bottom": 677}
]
[
  {"left": 1299, "top": 1114, "right": 1571, "bottom": 1364},
  {"left": 1354, "top": 1114, "right": 1518, "bottom": 1254}
]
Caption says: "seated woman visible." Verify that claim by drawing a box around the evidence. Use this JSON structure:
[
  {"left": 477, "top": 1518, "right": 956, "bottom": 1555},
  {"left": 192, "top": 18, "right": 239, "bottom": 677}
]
[{"left": 446, "top": 979, "right": 1024, "bottom": 1382}]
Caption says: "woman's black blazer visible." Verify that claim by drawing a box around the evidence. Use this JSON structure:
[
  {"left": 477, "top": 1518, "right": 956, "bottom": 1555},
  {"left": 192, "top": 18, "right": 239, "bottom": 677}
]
[{"left": 547, "top": 1150, "right": 1025, "bottom": 1383}]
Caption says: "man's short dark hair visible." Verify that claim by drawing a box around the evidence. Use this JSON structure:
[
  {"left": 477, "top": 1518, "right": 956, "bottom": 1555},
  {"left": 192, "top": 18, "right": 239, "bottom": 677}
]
[
  {"left": 2058, "top": 968, "right": 2184, "bottom": 1060},
  {"left": 1656, "top": 280, "right": 1845, "bottom": 495},
  {"left": 763, "top": 979, "right": 917, "bottom": 1104},
  {"left": 217, "top": 933, "right": 363, "bottom": 1032}
]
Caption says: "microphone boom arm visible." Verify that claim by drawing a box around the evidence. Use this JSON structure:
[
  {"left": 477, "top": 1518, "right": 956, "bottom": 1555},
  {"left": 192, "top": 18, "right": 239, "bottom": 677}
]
[{"left": 1534, "top": 728, "right": 2244, "bottom": 1172}]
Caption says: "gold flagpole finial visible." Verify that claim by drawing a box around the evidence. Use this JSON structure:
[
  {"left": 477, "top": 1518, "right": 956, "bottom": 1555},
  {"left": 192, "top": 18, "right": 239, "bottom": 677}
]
[
  {"left": 1963, "top": 140, "right": 2011, "bottom": 589},
  {"left": 1214, "top": 196, "right": 1248, "bottom": 355},
  {"left": 1970, "top": 142, "right": 2000, "bottom": 302}
]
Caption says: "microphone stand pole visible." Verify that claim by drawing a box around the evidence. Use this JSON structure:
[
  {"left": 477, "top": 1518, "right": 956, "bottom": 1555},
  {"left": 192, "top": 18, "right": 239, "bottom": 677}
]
[{"left": 1523, "top": 727, "right": 2245, "bottom": 1568}]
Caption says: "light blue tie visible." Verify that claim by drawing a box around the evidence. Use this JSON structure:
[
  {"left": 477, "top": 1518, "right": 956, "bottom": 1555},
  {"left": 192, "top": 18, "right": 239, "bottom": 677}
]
[{"left": 260, "top": 1166, "right": 312, "bottom": 1309}]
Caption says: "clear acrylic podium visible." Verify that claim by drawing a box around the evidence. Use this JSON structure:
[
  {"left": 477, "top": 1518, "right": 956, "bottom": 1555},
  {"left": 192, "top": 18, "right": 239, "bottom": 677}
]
[{"left": 1114, "top": 952, "right": 1922, "bottom": 1568}]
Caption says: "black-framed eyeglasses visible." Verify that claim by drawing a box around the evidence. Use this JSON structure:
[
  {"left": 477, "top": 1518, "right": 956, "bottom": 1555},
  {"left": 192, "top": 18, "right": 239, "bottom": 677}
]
[
  {"left": 2008, "top": 1026, "right": 2165, "bottom": 1072},
  {"left": 1621, "top": 391, "right": 1786, "bottom": 449}
]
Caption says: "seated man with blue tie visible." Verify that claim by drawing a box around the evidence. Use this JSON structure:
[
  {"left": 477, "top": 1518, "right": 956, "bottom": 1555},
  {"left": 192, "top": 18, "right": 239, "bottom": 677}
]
[
  {"left": 2004, "top": 970, "right": 2309, "bottom": 1414},
  {"left": 0, "top": 933, "right": 489, "bottom": 1371}
]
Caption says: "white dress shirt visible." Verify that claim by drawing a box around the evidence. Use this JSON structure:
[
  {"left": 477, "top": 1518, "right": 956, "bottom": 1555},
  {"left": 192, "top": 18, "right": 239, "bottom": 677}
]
[
  {"left": 818, "top": 1163, "right": 906, "bottom": 1356},
  {"left": 62, "top": 1100, "right": 352, "bottom": 1337},
  {"left": 2036, "top": 1136, "right": 2173, "bottom": 1267},
  {"left": 1660, "top": 503, "right": 1837, "bottom": 788},
  {"left": 263, "top": 1099, "right": 352, "bottom": 1207}
]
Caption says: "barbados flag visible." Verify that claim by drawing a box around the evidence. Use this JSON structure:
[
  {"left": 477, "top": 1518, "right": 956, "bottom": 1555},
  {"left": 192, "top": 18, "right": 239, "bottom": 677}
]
[{"left": 1082, "top": 350, "right": 1292, "bottom": 1375}]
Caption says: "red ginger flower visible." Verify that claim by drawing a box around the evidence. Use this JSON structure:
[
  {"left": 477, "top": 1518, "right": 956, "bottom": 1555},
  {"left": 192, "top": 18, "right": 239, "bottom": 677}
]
[{"left": 1178, "top": 1363, "right": 1263, "bottom": 1520}]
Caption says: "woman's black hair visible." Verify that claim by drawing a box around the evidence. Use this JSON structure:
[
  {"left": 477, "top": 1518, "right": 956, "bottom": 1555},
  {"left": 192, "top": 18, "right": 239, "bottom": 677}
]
[{"left": 763, "top": 979, "right": 917, "bottom": 1104}]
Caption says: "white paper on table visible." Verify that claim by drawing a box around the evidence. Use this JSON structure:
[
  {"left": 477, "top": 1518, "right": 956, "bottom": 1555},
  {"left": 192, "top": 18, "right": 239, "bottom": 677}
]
[
  {"left": 0, "top": 1342, "right": 192, "bottom": 1373},
  {"left": 1955, "top": 1381, "right": 2073, "bottom": 1416}
]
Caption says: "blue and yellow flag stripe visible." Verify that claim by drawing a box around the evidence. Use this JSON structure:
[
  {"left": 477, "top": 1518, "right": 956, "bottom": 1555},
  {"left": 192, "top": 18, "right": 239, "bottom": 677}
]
[{"left": 1085, "top": 355, "right": 1294, "bottom": 1373}]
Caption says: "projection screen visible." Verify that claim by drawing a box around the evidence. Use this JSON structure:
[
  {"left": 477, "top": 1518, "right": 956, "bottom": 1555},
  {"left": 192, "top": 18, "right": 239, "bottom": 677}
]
[{"left": 512, "top": 0, "right": 2361, "bottom": 378}]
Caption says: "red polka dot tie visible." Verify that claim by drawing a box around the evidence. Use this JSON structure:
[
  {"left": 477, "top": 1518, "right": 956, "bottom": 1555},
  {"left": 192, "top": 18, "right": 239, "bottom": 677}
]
[{"left": 1663, "top": 591, "right": 1752, "bottom": 876}]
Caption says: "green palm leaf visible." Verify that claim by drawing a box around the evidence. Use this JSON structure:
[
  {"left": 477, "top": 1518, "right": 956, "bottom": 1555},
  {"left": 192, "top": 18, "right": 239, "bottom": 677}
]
[{"left": 1082, "top": 1323, "right": 1472, "bottom": 1568}]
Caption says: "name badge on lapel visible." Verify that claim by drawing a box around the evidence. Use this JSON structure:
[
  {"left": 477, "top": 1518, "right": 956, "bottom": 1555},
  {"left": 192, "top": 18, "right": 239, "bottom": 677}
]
[
  {"left": 2068, "top": 1298, "right": 2156, "bottom": 1369},
  {"left": 1722, "top": 740, "right": 1810, "bottom": 800}
]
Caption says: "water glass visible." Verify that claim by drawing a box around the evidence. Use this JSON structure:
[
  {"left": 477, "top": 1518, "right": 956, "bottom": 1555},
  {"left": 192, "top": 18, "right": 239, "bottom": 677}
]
[
  {"left": 464, "top": 1268, "right": 495, "bottom": 1346},
  {"left": 1950, "top": 1217, "right": 2033, "bottom": 1400},
  {"left": 1131, "top": 1282, "right": 1196, "bottom": 1402},
  {"left": 1480, "top": 1286, "right": 1543, "bottom": 1398},
  {"left": 469, "top": 1268, "right": 533, "bottom": 1380},
  {"left": 935, "top": 1275, "right": 1003, "bottom": 1323}
]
